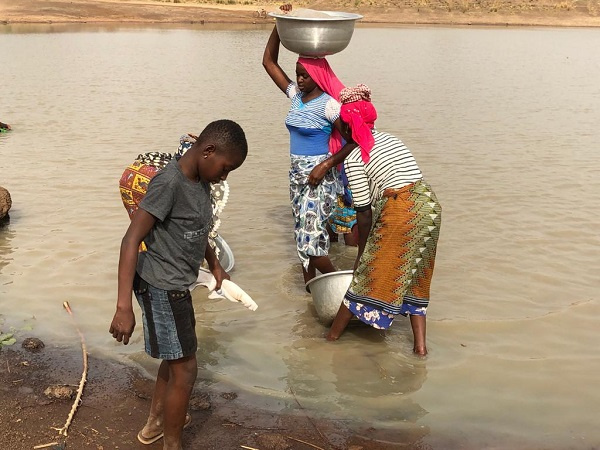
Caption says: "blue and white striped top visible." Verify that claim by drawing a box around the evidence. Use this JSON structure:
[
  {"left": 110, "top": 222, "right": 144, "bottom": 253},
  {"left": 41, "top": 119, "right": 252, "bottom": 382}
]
[
  {"left": 285, "top": 83, "right": 341, "bottom": 156},
  {"left": 344, "top": 130, "right": 423, "bottom": 209}
]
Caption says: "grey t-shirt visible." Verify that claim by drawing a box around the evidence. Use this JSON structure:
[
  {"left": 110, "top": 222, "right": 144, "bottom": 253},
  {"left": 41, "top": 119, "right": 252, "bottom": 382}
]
[{"left": 137, "top": 159, "right": 212, "bottom": 291}]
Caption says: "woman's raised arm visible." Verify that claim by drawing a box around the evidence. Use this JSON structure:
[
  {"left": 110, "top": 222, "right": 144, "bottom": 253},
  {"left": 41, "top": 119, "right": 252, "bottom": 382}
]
[{"left": 262, "top": 26, "right": 292, "bottom": 94}]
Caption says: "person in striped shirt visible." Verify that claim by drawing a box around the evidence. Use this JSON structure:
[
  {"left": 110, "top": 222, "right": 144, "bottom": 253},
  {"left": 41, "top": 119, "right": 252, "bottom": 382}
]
[
  {"left": 262, "top": 24, "right": 358, "bottom": 286},
  {"left": 324, "top": 85, "right": 442, "bottom": 356}
]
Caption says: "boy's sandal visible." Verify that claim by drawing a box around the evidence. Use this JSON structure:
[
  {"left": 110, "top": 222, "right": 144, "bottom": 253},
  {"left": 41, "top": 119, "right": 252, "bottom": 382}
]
[{"left": 137, "top": 413, "right": 192, "bottom": 445}]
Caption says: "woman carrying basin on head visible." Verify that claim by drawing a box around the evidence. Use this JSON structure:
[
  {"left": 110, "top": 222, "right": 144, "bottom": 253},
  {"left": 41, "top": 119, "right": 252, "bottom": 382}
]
[
  {"left": 325, "top": 84, "right": 442, "bottom": 356},
  {"left": 262, "top": 5, "right": 358, "bottom": 285}
]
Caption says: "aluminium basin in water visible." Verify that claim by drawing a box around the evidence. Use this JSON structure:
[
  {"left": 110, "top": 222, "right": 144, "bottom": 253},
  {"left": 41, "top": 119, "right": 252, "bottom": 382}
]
[{"left": 305, "top": 269, "right": 353, "bottom": 325}]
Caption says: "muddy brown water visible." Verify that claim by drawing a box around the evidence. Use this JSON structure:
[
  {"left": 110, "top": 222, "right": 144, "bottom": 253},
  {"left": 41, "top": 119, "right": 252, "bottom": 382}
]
[{"left": 1, "top": 23, "right": 599, "bottom": 448}]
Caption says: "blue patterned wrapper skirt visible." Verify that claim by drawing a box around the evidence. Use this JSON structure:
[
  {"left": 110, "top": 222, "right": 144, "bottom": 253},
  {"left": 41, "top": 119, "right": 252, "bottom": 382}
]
[{"left": 289, "top": 154, "right": 342, "bottom": 269}]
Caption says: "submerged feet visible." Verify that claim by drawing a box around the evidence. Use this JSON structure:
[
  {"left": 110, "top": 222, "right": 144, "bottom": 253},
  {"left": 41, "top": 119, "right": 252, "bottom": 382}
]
[
  {"left": 326, "top": 303, "right": 354, "bottom": 341},
  {"left": 325, "top": 330, "right": 340, "bottom": 341},
  {"left": 413, "top": 346, "right": 428, "bottom": 356}
]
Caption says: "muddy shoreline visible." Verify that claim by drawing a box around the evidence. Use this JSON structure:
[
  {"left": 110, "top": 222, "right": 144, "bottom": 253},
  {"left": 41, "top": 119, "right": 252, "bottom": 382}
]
[{"left": 0, "top": 341, "right": 427, "bottom": 450}]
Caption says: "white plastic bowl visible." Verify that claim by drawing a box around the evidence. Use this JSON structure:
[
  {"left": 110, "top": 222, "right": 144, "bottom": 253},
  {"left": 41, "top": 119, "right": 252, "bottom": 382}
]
[
  {"left": 269, "top": 11, "right": 363, "bottom": 57},
  {"left": 214, "top": 234, "right": 234, "bottom": 273},
  {"left": 305, "top": 270, "right": 354, "bottom": 325}
]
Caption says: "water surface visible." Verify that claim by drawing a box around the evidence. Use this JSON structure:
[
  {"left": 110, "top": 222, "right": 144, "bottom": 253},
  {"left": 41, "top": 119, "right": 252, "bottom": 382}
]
[{"left": 1, "top": 23, "right": 599, "bottom": 448}]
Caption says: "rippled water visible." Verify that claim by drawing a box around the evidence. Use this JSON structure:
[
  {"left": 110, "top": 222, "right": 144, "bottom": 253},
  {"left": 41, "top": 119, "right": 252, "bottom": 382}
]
[{"left": 1, "top": 23, "right": 599, "bottom": 448}]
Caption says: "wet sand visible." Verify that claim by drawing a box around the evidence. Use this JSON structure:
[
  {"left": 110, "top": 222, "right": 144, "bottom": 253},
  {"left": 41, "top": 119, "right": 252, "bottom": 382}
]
[{"left": 1, "top": 0, "right": 599, "bottom": 27}]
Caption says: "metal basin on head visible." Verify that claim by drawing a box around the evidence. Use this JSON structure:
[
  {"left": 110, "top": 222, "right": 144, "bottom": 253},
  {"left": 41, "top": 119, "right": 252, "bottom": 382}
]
[{"left": 269, "top": 11, "right": 363, "bottom": 57}]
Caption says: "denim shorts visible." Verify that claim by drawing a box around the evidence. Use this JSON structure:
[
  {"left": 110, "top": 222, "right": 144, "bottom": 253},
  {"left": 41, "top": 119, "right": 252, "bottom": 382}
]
[{"left": 133, "top": 273, "right": 197, "bottom": 360}]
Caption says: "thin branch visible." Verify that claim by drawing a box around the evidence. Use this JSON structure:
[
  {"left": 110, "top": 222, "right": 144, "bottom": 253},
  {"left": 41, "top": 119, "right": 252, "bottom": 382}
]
[
  {"left": 288, "top": 386, "right": 337, "bottom": 449},
  {"left": 33, "top": 443, "right": 60, "bottom": 449},
  {"left": 223, "top": 419, "right": 284, "bottom": 431},
  {"left": 55, "top": 302, "right": 89, "bottom": 437},
  {"left": 286, "top": 436, "right": 325, "bottom": 450}
]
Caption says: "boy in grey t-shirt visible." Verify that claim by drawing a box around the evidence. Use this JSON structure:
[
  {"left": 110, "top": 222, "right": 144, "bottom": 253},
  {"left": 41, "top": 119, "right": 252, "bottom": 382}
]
[{"left": 109, "top": 119, "right": 248, "bottom": 449}]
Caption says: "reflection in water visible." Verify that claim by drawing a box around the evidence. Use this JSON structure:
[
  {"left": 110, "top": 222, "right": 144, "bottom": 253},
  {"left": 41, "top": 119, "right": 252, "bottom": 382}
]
[
  {"left": 130, "top": 287, "right": 227, "bottom": 386},
  {"left": 283, "top": 308, "right": 428, "bottom": 430},
  {"left": 0, "top": 217, "right": 15, "bottom": 275},
  {"left": 194, "top": 290, "right": 228, "bottom": 384}
]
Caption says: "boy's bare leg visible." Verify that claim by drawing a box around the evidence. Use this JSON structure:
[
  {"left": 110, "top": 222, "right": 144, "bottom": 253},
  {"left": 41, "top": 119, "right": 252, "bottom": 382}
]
[
  {"left": 163, "top": 355, "right": 198, "bottom": 450},
  {"left": 409, "top": 315, "right": 427, "bottom": 356},
  {"left": 326, "top": 302, "right": 353, "bottom": 341},
  {"left": 139, "top": 360, "right": 169, "bottom": 439}
]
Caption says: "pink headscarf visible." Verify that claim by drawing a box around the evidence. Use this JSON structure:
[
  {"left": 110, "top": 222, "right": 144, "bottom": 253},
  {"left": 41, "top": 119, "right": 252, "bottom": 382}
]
[
  {"left": 339, "top": 84, "right": 378, "bottom": 164},
  {"left": 297, "top": 57, "right": 346, "bottom": 154}
]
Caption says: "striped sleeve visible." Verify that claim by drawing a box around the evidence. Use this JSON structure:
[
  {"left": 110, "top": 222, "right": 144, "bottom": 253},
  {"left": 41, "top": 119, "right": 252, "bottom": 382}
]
[
  {"left": 371, "top": 132, "right": 422, "bottom": 191},
  {"left": 344, "top": 150, "right": 371, "bottom": 209}
]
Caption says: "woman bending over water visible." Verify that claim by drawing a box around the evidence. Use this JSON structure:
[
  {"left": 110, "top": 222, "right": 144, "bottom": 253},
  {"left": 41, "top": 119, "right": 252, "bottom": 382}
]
[{"left": 326, "top": 85, "right": 442, "bottom": 356}]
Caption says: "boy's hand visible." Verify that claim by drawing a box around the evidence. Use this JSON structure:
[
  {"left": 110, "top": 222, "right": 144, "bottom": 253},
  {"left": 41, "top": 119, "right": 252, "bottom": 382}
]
[
  {"left": 279, "top": 3, "right": 292, "bottom": 13},
  {"left": 109, "top": 309, "right": 135, "bottom": 345},
  {"left": 211, "top": 264, "right": 231, "bottom": 291}
]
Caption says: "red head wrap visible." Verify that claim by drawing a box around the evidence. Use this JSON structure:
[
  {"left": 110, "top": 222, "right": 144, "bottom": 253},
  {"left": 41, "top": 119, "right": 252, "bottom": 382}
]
[
  {"left": 297, "top": 57, "right": 346, "bottom": 154},
  {"left": 339, "top": 84, "right": 377, "bottom": 163}
]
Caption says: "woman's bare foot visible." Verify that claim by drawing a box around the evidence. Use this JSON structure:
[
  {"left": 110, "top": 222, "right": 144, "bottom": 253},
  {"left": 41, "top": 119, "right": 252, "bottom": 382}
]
[
  {"left": 326, "top": 331, "right": 340, "bottom": 341},
  {"left": 413, "top": 346, "right": 428, "bottom": 356},
  {"left": 326, "top": 304, "right": 353, "bottom": 341},
  {"left": 409, "top": 315, "right": 427, "bottom": 356}
]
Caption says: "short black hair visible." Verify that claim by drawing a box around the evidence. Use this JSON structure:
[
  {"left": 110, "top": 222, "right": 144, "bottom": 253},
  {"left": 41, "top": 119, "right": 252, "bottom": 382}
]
[{"left": 199, "top": 119, "right": 247, "bottom": 159}]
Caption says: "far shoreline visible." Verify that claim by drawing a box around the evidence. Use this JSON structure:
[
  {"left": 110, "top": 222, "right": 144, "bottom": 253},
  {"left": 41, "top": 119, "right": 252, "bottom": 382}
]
[
  {"left": 1, "top": 0, "right": 599, "bottom": 28},
  {"left": 3, "top": 21, "right": 599, "bottom": 32}
]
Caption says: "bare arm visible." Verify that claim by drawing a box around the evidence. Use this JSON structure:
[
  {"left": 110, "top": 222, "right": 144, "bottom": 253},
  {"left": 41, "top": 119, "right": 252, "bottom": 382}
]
[
  {"left": 109, "top": 209, "right": 156, "bottom": 345},
  {"left": 307, "top": 118, "right": 357, "bottom": 186},
  {"left": 204, "top": 242, "right": 230, "bottom": 290},
  {"left": 307, "top": 141, "right": 357, "bottom": 186},
  {"left": 262, "top": 26, "right": 292, "bottom": 94},
  {"left": 354, "top": 208, "right": 373, "bottom": 270}
]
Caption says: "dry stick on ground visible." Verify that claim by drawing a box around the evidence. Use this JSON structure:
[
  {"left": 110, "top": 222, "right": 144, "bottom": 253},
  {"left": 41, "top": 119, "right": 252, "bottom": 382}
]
[
  {"left": 33, "top": 443, "right": 60, "bottom": 449},
  {"left": 222, "top": 419, "right": 285, "bottom": 431},
  {"left": 287, "top": 386, "right": 338, "bottom": 450},
  {"left": 52, "top": 301, "right": 89, "bottom": 437},
  {"left": 286, "top": 436, "right": 326, "bottom": 450}
]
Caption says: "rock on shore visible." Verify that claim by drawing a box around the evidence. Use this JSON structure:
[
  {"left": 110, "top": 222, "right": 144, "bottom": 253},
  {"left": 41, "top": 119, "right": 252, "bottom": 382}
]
[{"left": 0, "top": 186, "right": 11, "bottom": 220}]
